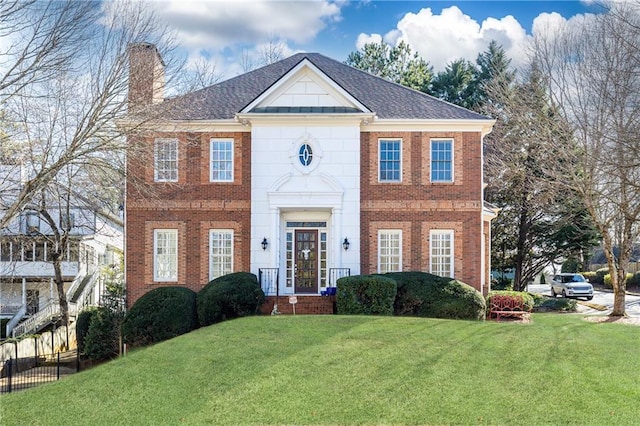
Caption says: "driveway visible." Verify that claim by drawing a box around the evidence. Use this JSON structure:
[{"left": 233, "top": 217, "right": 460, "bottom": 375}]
[{"left": 527, "top": 284, "right": 640, "bottom": 317}]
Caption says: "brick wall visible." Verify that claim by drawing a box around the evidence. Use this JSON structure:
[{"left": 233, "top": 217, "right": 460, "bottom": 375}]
[
  {"left": 260, "top": 296, "right": 336, "bottom": 315},
  {"left": 360, "top": 131, "right": 484, "bottom": 291},
  {"left": 126, "top": 131, "right": 251, "bottom": 307}
]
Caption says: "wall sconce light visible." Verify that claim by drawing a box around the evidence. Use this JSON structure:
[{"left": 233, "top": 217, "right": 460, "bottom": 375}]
[
  {"left": 343, "top": 238, "right": 350, "bottom": 251},
  {"left": 261, "top": 237, "right": 268, "bottom": 251}
]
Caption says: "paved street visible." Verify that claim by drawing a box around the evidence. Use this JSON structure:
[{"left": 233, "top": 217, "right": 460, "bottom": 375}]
[{"left": 528, "top": 284, "right": 640, "bottom": 317}]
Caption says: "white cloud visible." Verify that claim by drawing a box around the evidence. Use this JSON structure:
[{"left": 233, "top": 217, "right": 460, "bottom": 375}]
[
  {"left": 357, "top": 6, "right": 530, "bottom": 72},
  {"left": 150, "top": 0, "right": 341, "bottom": 52}
]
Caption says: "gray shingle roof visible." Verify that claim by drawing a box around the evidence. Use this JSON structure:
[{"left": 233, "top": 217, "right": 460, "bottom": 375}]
[{"left": 159, "top": 52, "right": 490, "bottom": 121}]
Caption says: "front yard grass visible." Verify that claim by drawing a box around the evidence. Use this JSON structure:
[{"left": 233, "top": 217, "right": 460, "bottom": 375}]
[{"left": 1, "top": 314, "right": 639, "bottom": 425}]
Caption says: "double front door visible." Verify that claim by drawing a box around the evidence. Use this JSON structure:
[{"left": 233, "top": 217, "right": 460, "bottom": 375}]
[{"left": 294, "top": 230, "right": 318, "bottom": 293}]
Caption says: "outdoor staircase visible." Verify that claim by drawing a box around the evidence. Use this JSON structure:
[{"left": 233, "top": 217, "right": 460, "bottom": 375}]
[{"left": 9, "top": 271, "right": 100, "bottom": 338}]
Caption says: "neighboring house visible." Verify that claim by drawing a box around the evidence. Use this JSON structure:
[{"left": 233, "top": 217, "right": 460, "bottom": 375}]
[
  {"left": 0, "top": 161, "right": 123, "bottom": 337},
  {"left": 123, "top": 43, "right": 497, "bottom": 314},
  {"left": 589, "top": 246, "right": 640, "bottom": 274}
]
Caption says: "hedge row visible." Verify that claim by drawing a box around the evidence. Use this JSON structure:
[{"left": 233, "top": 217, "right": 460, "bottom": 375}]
[
  {"left": 583, "top": 269, "right": 640, "bottom": 288},
  {"left": 336, "top": 271, "right": 486, "bottom": 321},
  {"left": 120, "top": 272, "right": 265, "bottom": 348}
]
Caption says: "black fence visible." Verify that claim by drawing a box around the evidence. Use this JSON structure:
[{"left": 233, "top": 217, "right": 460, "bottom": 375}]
[
  {"left": 0, "top": 352, "right": 77, "bottom": 393},
  {"left": 259, "top": 268, "right": 279, "bottom": 296}
]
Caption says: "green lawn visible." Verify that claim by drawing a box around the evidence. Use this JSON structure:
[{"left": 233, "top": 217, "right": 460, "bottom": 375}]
[{"left": 2, "top": 314, "right": 639, "bottom": 425}]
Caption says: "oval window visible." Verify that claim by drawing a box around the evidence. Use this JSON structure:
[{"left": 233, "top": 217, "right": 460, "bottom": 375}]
[{"left": 298, "top": 143, "right": 313, "bottom": 166}]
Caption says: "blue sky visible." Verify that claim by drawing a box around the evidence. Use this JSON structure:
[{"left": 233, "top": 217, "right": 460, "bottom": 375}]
[{"left": 149, "top": 0, "right": 599, "bottom": 77}]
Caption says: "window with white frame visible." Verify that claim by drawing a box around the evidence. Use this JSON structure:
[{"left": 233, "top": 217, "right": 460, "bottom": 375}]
[
  {"left": 154, "top": 229, "right": 178, "bottom": 281},
  {"left": 154, "top": 138, "right": 178, "bottom": 182},
  {"left": 209, "top": 230, "right": 233, "bottom": 280},
  {"left": 378, "top": 230, "right": 402, "bottom": 273},
  {"left": 431, "top": 139, "right": 453, "bottom": 182},
  {"left": 430, "top": 230, "right": 454, "bottom": 277},
  {"left": 379, "top": 139, "right": 401, "bottom": 182},
  {"left": 210, "top": 139, "right": 234, "bottom": 182}
]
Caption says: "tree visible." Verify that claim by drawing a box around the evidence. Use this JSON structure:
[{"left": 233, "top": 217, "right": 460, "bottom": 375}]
[
  {"left": 240, "top": 37, "right": 287, "bottom": 73},
  {"left": 345, "top": 40, "right": 433, "bottom": 93},
  {"left": 0, "top": 1, "right": 96, "bottom": 107},
  {"left": 430, "top": 41, "right": 514, "bottom": 111},
  {"left": 473, "top": 40, "right": 515, "bottom": 109},
  {"left": 0, "top": 1, "right": 181, "bottom": 326},
  {"left": 483, "top": 64, "right": 598, "bottom": 291},
  {"left": 533, "top": 1, "right": 640, "bottom": 315},
  {"left": 431, "top": 59, "right": 477, "bottom": 109}
]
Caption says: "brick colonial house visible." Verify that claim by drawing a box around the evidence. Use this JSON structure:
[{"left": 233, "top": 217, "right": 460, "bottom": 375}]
[{"left": 123, "top": 43, "right": 497, "bottom": 314}]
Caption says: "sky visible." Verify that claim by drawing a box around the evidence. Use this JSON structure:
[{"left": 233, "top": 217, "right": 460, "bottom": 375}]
[{"left": 145, "top": 0, "right": 601, "bottom": 79}]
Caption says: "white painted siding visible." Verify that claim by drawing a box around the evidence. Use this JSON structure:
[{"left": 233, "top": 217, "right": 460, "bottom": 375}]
[{"left": 250, "top": 123, "right": 361, "bottom": 293}]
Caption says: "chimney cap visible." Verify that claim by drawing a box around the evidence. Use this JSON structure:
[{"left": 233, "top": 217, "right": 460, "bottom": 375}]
[{"left": 129, "top": 42, "right": 165, "bottom": 66}]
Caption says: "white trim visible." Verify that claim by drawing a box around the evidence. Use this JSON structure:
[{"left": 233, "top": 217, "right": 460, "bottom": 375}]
[
  {"left": 210, "top": 138, "right": 234, "bottom": 182},
  {"left": 209, "top": 229, "right": 234, "bottom": 280},
  {"left": 377, "top": 230, "right": 402, "bottom": 273},
  {"left": 378, "top": 138, "right": 402, "bottom": 183},
  {"left": 241, "top": 59, "right": 371, "bottom": 114},
  {"left": 429, "top": 229, "right": 454, "bottom": 278},
  {"left": 289, "top": 133, "right": 324, "bottom": 175},
  {"left": 154, "top": 138, "right": 178, "bottom": 182},
  {"left": 153, "top": 229, "right": 177, "bottom": 281},
  {"left": 430, "top": 138, "right": 454, "bottom": 183},
  {"left": 117, "top": 117, "right": 494, "bottom": 134}
]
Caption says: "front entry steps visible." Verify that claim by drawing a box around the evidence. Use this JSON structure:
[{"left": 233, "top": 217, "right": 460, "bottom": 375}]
[{"left": 261, "top": 295, "right": 336, "bottom": 315}]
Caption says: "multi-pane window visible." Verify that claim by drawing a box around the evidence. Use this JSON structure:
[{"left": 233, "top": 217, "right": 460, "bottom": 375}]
[
  {"left": 378, "top": 230, "right": 402, "bottom": 273},
  {"left": 210, "top": 139, "right": 233, "bottom": 182},
  {"left": 379, "top": 139, "right": 401, "bottom": 182},
  {"left": 154, "top": 138, "right": 178, "bottom": 182},
  {"left": 431, "top": 139, "right": 453, "bottom": 182},
  {"left": 209, "top": 230, "right": 233, "bottom": 280},
  {"left": 430, "top": 230, "right": 454, "bottom": 277},
  {"left": 154, "top": 229, "right": 177, "bottom": 281}
]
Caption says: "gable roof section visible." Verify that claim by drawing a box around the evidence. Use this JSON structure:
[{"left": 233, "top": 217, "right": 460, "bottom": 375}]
[
  {"left": 159, "top": 52, "right": 490, "bottom": 121},
  {"left": 242, "top": 58, "right": 370, "bottom": 114}
]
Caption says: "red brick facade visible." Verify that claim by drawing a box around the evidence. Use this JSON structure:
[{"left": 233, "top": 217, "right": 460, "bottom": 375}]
[
  {"left": 126, "top": 129, "right": 487, "bottom": 308},
  {"left": 124, "top": 49, "right": 493, "bottom": 312},
  {"left": 126, "top": 131, "right": 252, "bottom": 307},
  {"left": 359, "top": 131, "right": 484, "bottom": 290}
]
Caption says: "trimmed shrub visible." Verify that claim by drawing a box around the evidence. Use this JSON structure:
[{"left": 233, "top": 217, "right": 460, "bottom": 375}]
[
  {"left": 83, "top": 307, "right": 121, "bottom": 361},
  {"left": 76, "top": 308, "right": 99, "bottom": 356},
  {"left": 387, "top": 271, "right": 486, "bottom": 321},
  {"left": 582, "top": 271, "right": 597, "bottom": 283},
  {"left": 197, "top": 272, "right": 265, "bottom": 327},
  {"left": 531, "top": 294, "right": 577, "bottom": 312},
  {"left": 604, "top": 273, "right": 634, "bottom": 288},
  {"left": 335, "top": 275, "right": 397, "bottom": 315},
  {"left": 592, "top": 268, "right": 609, "bottom": 286},
  {"left": 122, "top": 286, "right": 198, "bottom": 347},
  {"left": 627, "top": 272, "right": 640, "bottom": 288}
]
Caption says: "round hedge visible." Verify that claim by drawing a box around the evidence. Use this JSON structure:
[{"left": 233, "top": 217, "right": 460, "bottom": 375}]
[
  {"left": 335, "top": 275, "right": 397, "bottom": 315},
  {"left": 385, "top": 271, "right": 486, "bottom": 320},
  {"left": 197, "top": 272, "right": 265, "bottom": 327},
  {"left": 122, "top": 286, "right": 198, "bottom": 347}
]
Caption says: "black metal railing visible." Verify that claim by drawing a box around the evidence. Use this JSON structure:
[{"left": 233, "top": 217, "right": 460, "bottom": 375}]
[
  {"left": 0, "top": 351, "right": 77, "bottom": 393},
  {"left": 259, "top": 268, "right": 279, "bottom": 296},
  {"left": 329, "top": 268, "right": 350, "bottom": 286}
]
